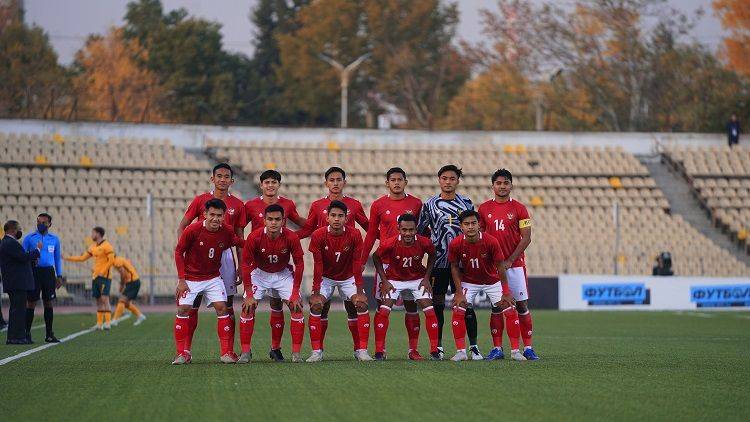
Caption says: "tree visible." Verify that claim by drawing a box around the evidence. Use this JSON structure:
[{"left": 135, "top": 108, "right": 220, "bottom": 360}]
[{"left": 713, "top": 0, "right": 750, "bottom": 77}]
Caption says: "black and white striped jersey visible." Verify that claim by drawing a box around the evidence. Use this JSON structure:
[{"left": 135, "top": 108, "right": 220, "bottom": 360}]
[{"left": 417, "top": 193, "right": 474, "bottom": 269}]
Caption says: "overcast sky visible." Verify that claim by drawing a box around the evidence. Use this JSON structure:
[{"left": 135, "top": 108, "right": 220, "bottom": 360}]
[{"left": 24, "top": 0, "right": 726, "bottom": 65}]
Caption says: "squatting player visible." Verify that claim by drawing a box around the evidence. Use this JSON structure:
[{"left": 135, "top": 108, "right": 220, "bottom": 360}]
[
  {"left": 173, "top": 199, "right": 245, "bottom": 364},
  {"left": 177, "top": 163, "right": 247, "bottom": 355},
  {"left": 111, "top": 255, "right": 147, "bottom": 326},
  {"left": 478, "top": 169, "right": 538, "bottom": 360},
  {"left": 296, "top": 166, "right": 370, "bottom": 351},
  {"left": 372, "top": 214, "right": 442, "bottom": 360},
  {"left": 362, "top": 167, "right": 424, "bottom": 360},
  {"left": 239, "top": 204, "right": 306, "bottom": 363},
  {"left": 306, "top": 201, "right": 372, "bottom": 362},
  {"left": 447, "top": 210, "right": 525, "bottom": 362}
]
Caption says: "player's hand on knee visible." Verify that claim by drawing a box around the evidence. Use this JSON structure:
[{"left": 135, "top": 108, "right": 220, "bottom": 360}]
[
  {"left": 175, "top": 279, "right": 190, "bottom": 300},
  {"left": 351, "top": 293, "right": 367, "bottom": 308},
  {"left": 452, "top": 292, "right": 467, "bottom": 308},
  {"left": 381, "top": 281, "right": 395, "bottom": 298},
  {"left": 242, "top": 296, "right": 257, "bottom": 314},
  {"left": 419, "top": 278, "right": 432, "bottom": 295},
  {"left": 500, "top": 294, "right": 516, "bottom": 309}
]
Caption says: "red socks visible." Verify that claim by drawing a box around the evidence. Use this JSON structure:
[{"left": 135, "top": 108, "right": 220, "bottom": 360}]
[
  {"left": 423, "top": 306, "right": 439, "bottom": 353},
  {"left": 228, "top": 311, "right": 235, "bottom": 352},
  {"left": 290, "top": 312, "right": 305, "bottom": 354},
  {"left": 309, "top": 314, "right": 322, "bottom": 351},
  {"left": 518, "top": 310, "right": 533, "bottom": 347},
  {"left": 373, "top": 305, "right": 391, "bottom": 353},
  {"left": 405, "top": 312, "right": 421, "bottom": 351},
  {"left": 347, "top": 318, "right": 359, "bottom": 350},
  {"left": 357, "top": 311, "right": 370, "bottom": 351},
  {"left": 504, "top": 307, "right": 521, "bottom": 350},
  {"left": 217, "top": 314, "right": 233, "bottom": 355},
  {"left": 490, "top": 311, "right": 504, "bottom": 348},
  {"left": 239, "top": 312, "right": 255, "bottom": 353},
  {"left": 270, "top": 309, "right": 285, "bottom": 350},
  {"left": 174, "top": 315, "right": 190, "bottom": 355},
  {"left": 451, "top": 306, "right": 467, "bottom": 350},
  {"left": 321, "top": 318, "right": 329, "bottom": 345},
  {"left": 185, "top": 308, "right": 198, "bottom": 351}
]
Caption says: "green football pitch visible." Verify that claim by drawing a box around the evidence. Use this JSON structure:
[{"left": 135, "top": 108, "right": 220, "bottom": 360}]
[{"left": 1, "top": 310, "right": 748, "bottom": 421}]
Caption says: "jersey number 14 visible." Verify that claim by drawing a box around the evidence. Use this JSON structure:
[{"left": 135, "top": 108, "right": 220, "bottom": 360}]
[{"left": 494, "top": 219, "right": 506, "bottom": 231}]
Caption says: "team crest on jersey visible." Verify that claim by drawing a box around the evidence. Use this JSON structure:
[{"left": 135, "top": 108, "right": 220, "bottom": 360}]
[
  {"left": 507, "top": 213, "right": 515, "bottom": 220},
  {"left": 219, "top": 242, "right": 225, "bottom": 249},
  {"left": 344, "top": 246, "right": 350, "bottom": 251},
  {"left": 228, "top": 208, "right": 235, "bottom": 215},
  {"left": 261, "top": 248, "right": 265, "bottom": 252},
  {"left": 281, "top": 248, "right": 288, "bottom": 254},
  {"left": 259, "top": 213, "right": 263, "bottom": 217},
  {"left": 488, "top": 213, "right": 492, "bottom": 218},
  {"left": 323, "top": 209, "right": 328, "bottom": 214},
  {"left": 405, "top": 210, "right": 413, "bottom": 214},
  {"left": 199, "top": 242, "right": 204, "bottom": 246},
  {"left": 385, "top": 210, "right": 391, "bottom": 215},
  {"left": 481, "top": 253, "right": 487, "bottom": 258}
]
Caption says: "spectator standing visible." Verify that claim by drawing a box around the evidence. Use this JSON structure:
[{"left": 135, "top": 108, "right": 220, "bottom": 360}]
[
  {"left": 0, "top": 221, "right": 41, "bottom": 344},
  {"left": 727, "top": 113, "right": 741, "bottom": 147}
]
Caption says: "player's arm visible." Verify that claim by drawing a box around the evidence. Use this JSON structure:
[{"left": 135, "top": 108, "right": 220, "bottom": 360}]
[
  {"left": 294, "top": 205, "right": 317, "bottom": 239},
  {"left": 420, "top": 244, "right": 436, "bottom": 294},
  {"left": 309, "top": 238, "right": 324, "bottom": 295},
  {"left": 240, "top": 235, "right": 258, "bottom": 314},
  {"left": 372, "top": 245, "right": 394, "bottom": 297},
  {"left": 65, "top": 250, "right": 91, "bottom": 262},
  {"left": 173, "top": 228, "right": 192, "bottom": 300},
  {"left": 491, "top": 240, "right": 515, "bottom": 308},
  {"left": 289, "top": 236, "right": 305, "bottom": 311},
  {"left": 233, "top": 226, "right": 244, "bottom": 285},
  {"left": 177, "top": 198, "right": 199, "bottom": 238},
  {"left": 352, "top": 232, "right": 365, "bottom": 292},
  {"left": 117, "top": 267, "right": 129, "bottom": 293},
  {"left": 503, "top": 225, "right": 532, "bottom": 270},
  {"left": 288, "top": 203, "right": 307, "bottom": 228},
  {"left": 417, "top": 203, "right": 431, "bottom": 236},
  {"left": 354, "top": 203, "right": 369, "bottom": 232},
  {"left": 105, "top": 247, "right": 115, "bottom": 273},
  {"left": 361, "top": 202, "right": 381, "bottom": 263},
  {"left": 450, "top": 262, "right": 466, "bottom": 307}
]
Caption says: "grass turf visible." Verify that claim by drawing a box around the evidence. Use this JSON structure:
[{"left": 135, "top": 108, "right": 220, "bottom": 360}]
[{"left": 0, "top": 310, "right": 748, "bottom": 421}]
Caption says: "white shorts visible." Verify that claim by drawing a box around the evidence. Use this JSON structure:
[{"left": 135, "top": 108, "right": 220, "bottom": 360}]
[
  {"left": 219, "top": 249, "right": 237, "bottom": 296},
  {"left": 382, "top": 279, "right": 431, "bottom": 301},
  {"left": 506, "top": 266, "right": 529, "bottom": 301},
  {"left": 320, "top": 276, "right": 358, "bottom": 301},
  {"left": 247, "top": 267, "right": 294, "bottom": 301},
  {"left": 179, "top": 276, "right": 227, "bottom": 306},
  {"left": 462, "top": 282, "right": 504, "bottom": 306}
]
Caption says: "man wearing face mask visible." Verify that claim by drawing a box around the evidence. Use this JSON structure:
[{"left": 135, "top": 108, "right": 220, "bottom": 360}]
[
  {"left": 0, "top": 220, "right": 41, "bottom": 344},
  {"left": 22, "top": 213, "right": 64, "bottom": 343}
]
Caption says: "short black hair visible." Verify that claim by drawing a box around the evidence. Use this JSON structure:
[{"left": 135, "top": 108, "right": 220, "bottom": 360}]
[
  {"left": 265, "top": 203, "right": 285, "bottom": 216},
  {"left": 458, "top": 210, "right": 480, "bottom": 223},
  {"left": 38, "top": 213, "right": 52, "bottom": 224},
  {"left": 260, "top": 170, "right": 282, "bottom": 183},
  {"left": 327, "top": 200, "right": 348, "bottom": 214},
  {"left": 325, "top": 167, "right": 346, "bottom": 180},
  {"left": 491, "top": 169, "right": 513, "bottom": 184},
  {"left": 3, "top": 220, "right": 19, "bottom": 232},
  {"left": 93, "top": 226, "right": 105, "bottom": 237},
  {"left": 213, "top": 163, "right": 233, "bottom": 178},
  {"left": 398, "top": 213, "right": 417, "bottom": 224},
  {"left": 438, "top": 164, "right": 462, "bottom": 178},
  {"left": 386, "top": 167, "right": 407, "bottom": 180},
  {"left": 205, "top": 198, "right": 226, "bottom": 212}
]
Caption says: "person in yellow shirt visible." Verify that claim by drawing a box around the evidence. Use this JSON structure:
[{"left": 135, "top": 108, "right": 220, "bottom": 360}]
[
  {"left": 111, "top": 255, "right": 147, "bottom": 326},
  {"left": 65, "top": 227, "right": 115, "bottom": 330}
]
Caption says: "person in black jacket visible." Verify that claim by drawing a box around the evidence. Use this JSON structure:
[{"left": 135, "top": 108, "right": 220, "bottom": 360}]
[
  {"left": 0, "top": 220, "right": 41, "bottom": 344},
  {"left": 727, "top": 114, "right": 741, "bottom": 147}
]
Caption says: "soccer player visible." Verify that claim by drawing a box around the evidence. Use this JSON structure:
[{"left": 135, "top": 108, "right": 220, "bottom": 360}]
[
  {"left": 22, "top": 212, "right": 63, "bottom": 343},
  {"left": 417, "top": 164, "right": 479, "bottom": 359},
  {"left": 296, "top": 166, "right": 369, "bottom": 351},
  {"left": 478, "top": 169, "right": 539, "bottom": 360},
  {"left": 173, "top": 199, "right": 245, "bottom": 364},
  {"left": 362, "top": 167, "right": 424, "bottom": 360},
  {"left": 177, "top": 163, "right": 246, "bottom": 355},
  {"left": 306, "top": 200, "right": 372, "bottom": 362},
  {"left": 372, "top": 214, "right": 442, "bottom": 360},
  {"left": 447, "top": 210, "right": 525, "bottom": 362},
  {"left": 65, "top": 227, "right": 115, "bottom": 330},
  {"left": 111, "top": 255, "right": 147, "bottom": 326},
  {"left": 239, "top": 204, "right": 305, "bottom": 363},
  {"left": 244, "top": 169, "right": 306, "bottom": 231}
]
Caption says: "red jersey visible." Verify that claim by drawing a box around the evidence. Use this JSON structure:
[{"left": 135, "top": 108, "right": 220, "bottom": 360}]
[
  {"left": 478, "top": 198, "right": 531, "bottom": 268},
  {"left": 184, "top": 192, "right": 247, "bottom": 231},
  {"left": 241, "top": 227, "right": 304, "bottom": 291},
  {"left": 174, "top": 221, "right": 244, "bottom": 281},
  {"left": 308, "top": 226, "right": 364, "bottom": 290},
  {"left": 376, "top": 234, "right": 435, "bottom": 281},
  {"left": 296, "top": 195, "right": 369, "bottom": 239},
  {"left": 244, "top": 196, "right": 302, "bottom": 231},
  {"left": 362, "top": 194, "right": 423, "bottom": 260},
  {"left": 447, "top": 232, "right": 504, "bottom": 286}
]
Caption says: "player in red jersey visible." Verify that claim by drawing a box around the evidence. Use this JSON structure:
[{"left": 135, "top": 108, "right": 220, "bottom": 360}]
[
  {"left": 372, "top": 214, "right": 442, "bottom": 360},
  {"left": 176, "top": 163, "right": 247, "bottom": 355},
  {"left": 447, "top": 210, "right": 526, "bottom": 362},
  {"left": 238, "top": 204, "right": 305, "bottom": 363},
  {"left": 244, "top": 169, "right": 306, "bottom": 231},
  {"left": 361, "top": 167, "right": 425, "bottom": 360},
  {"left": 306, "top": 200, "right": 372, "bottom": 362},
  {"left": 478, "top": 169, "right": 538, "bottom": 361},
  {"left": 172, "top": 199, "right": 245, "bottom": 364},
  {"left": 296, "top": 167, "right": 370, "bottom": 352}
]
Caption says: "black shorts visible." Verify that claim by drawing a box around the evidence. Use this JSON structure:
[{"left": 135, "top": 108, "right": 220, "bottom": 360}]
[
  {"left": 28, "top": 267, "right": 57, "bottom": 302},
  {"left": 430, "top": 267, "right": 455, "bottom": 295}
]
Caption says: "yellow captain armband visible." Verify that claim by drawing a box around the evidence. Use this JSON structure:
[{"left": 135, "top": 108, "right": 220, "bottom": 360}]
[{"left": 519, "top": 219, "right": 532, "bottom": 229}]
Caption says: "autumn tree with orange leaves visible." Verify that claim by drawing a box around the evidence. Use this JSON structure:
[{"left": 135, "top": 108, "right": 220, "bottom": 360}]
[{"left": 713, "top": 0, "right": 750, "bottom": 77}]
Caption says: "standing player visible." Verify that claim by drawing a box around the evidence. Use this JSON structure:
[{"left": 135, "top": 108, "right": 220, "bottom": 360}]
[
  {"left": 417, "top": 165, "right": 479, "bottom": 359},
  {"left": 244, "top": 170, "right": 306, "bottom": 231},
  {"left": 372, "top": 214, "right": 442, "bottom": 360},
  {"left": 296, "top": 167, "right": 369, "bottom": 351},
  {"left": 239, "top": 204, "right": 305, "bottom": 363},
  {"left": 447, "top": 210, "right": 525, "bottom": 362},
  {"left": 173, "top": 199, "right": 245, "bottom": 364},
  {"left": 306, "top": 201, "right": 372, "bottom": 362},
  {"left": 177, "top": 163, "right": 246, "bottom": 355},
  {"left": 111, "top": 255, "right": 147, "bottom": 326},
  {"left": 65, "top": 227, "right": 115, "bottom": 330},
  {"left": 478, "top": 169, "right": 538, "bottom": 360},
  {"left": 362, "top": 167, "right": 424, "bottom": 360}
]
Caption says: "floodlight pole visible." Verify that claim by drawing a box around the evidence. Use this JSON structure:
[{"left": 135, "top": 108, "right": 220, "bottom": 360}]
[
  {"left": 318, "top": 53, "right": 371, "bottom": 128},
  {"left": 147, "top": 193, "right": 155, "bottom": 305}
]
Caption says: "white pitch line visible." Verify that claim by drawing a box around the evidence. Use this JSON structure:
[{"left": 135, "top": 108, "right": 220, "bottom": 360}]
[{"left": 0, "top": 315, "right": 130, "bottom": 366}]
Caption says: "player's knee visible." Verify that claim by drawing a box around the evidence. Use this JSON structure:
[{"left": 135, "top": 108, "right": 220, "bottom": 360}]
[
  {"left": 310, "top": 302, "right": 323, "bottom": 314},
  {"left": 381, "top": 298, "right": 395, "bottom": 309},
  {"left": 213, "top": 302, "right": 228, "bottom": 315},
  {"left": 354, "top": 301, "right": 368, "bottom": 313},
  {"left": 177, "top": 305, "right": 192, "bottom": 317},
  {"left": 491, "top": 305, "right": 502, "bottom": 313},
  {"left": 343, "top": 300, "right": 357, "bottom": 318},
  {"left": 417, "top": 299, "right": 432, "bottom": 309},
  {"left": 465, "top": 307, "right": 476, "bottom": 319},
  {"left": 515, "top": 301, "right": 528, "bottom": 313}
]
